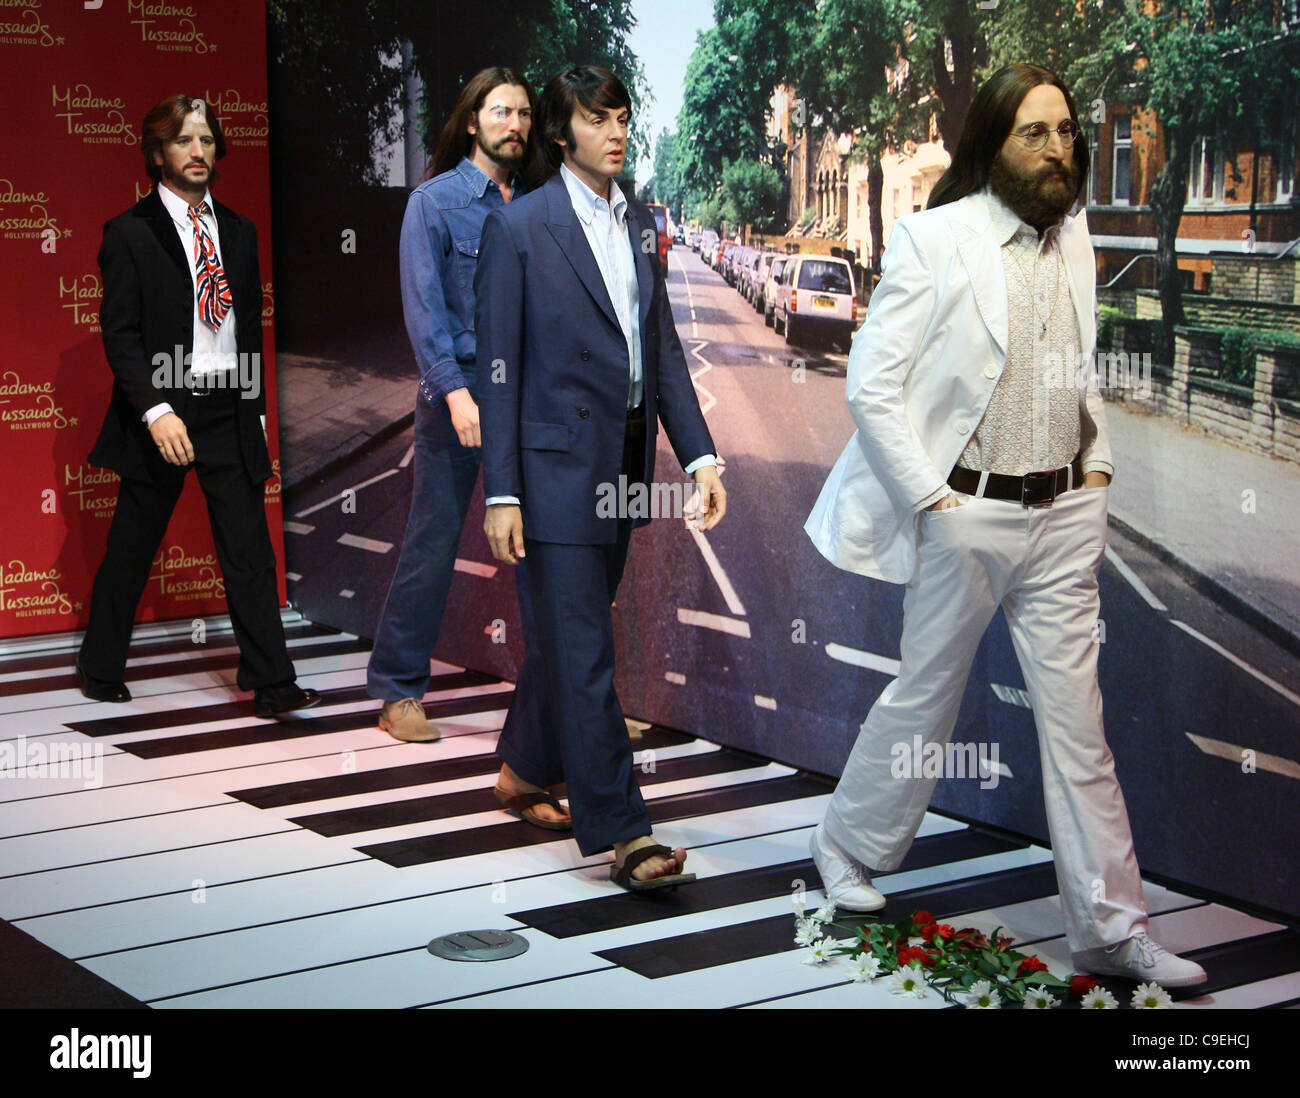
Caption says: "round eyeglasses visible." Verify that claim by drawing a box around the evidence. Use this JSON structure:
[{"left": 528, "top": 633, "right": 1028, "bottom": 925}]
[{"left": 1010, "top": 120, "right": 1081, "bottom": 151}]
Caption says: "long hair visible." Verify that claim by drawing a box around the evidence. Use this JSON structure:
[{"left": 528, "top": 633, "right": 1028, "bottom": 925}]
[
  {"left": 422, "top": 67, "right": 537, "bottom": 183},
  {"left": 141, "top": 94, "right": 226, "bottom": 184},
  {"left": 535, "top": 65, "right": 632, "bottom": 178},
  {"left": 927, "top": 63, "right": 1088, "bottom": 210}
]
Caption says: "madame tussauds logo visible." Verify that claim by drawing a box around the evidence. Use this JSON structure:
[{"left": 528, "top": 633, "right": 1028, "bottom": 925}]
[
  {"left": 59, "top": 273, "right": 101, "bottom": 329},
  {"left": 65, "top": 464, "right": 119, "bottom": 517},
  {"left": 0, "top": 370, "right": 72, "bottom": 430},
  {"left": 52, "top": 84, "right": 133, "bottom": 146},
  {"left": 127, "top": 0, "right": 212, "bottom": 53},
  {"left": 150, "top": 544, "right": 225, "bottom": 601},
  {"left": 0, "top": 177, "right": 63, "bottom": 240},
  {"left": 0, "top": 560, "right": 75, "bottom": 618},
  {"left": 204, "top": 88, "right": 268, "bottom": 145},
  {"left": 0, "top": 1, "right": 56, "bottom": 49}
]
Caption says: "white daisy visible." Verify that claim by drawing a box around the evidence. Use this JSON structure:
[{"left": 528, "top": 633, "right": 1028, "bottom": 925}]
[
  {"left": 794, "top": 917, "right": 822, "bottom": 946},
  {"left": 1023, "top": 987, "right": 1058, "bottom": 1009},
  {"left": 811, "top": 897, "right": 837, "bottom": 923},
  {"left": 889, "top": 962, "right": 927, "bottom": 998},
  {"left": 849, "top": 952, "right": 882, "bottom": 983},
  {"left": 963, "top": 979, "right": 1001, "bottom": 1009},
  {"left": 1082, "top": 986, "right": 1118, "bottom": 1009},
  {"left": 802, "top": 937, "right": 835, "bottom": 965},
  {"left": 1131, "top": 981, "right": 1173, "bottom": 1009}
]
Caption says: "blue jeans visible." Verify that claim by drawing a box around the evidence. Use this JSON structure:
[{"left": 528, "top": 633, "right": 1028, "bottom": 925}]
[{"left": 367, "top": 394, "right": 481, "bottom": 701}]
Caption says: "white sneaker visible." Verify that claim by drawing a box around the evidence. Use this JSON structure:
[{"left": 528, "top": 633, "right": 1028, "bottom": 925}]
[
  {"left": 809, "top": 823, "right": 886, "bottom": 912},
  {"left": 1072, "top": 930, "right": 1207, "bottom": 987}
]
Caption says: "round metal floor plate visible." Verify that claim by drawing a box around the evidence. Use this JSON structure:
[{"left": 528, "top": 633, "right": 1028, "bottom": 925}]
[{"left": 427, "top": 929, "right": 530, "bottom": 962}]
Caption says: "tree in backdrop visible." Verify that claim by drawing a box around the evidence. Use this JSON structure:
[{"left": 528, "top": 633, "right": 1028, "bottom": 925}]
[
  {"left": 720, "top": 157, "right": 787, "bottom": 231},
  {"left": 1070, "top": 0, "right": 1300, "bottom": 331},
  {"left": 267, "top": 0, "right": 649, "bottom": 187}
]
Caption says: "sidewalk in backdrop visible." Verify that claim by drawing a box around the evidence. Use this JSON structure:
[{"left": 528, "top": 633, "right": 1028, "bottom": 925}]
[{"left": 274, "top": 348, "right": 1300, "bottom": 649}]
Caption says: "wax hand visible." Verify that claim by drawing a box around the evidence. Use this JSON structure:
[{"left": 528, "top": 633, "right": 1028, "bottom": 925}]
[
  {"left": 445, "top": 387, "right": 481, "bottom": 449},
  {"left": 1083, "top": 471, "right": 1111, "bottom": 489},
  {"left": 484, "top": 504, "right": 525, "bottom": 564},
  {"left": 927, "top": 492, "right": 961, "bottom": 511},
  {"left": 689, "top": 466, "right": 726, "bottom": 531},
  {"left": 150, "top": 412, "right": 194, "bottom": 465}
]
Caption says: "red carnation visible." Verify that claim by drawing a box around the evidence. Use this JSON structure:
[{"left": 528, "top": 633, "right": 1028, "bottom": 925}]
[
  {"left": 1017, "top": 956, "right": 1049, "bottom": 976},
  {"left": 1069, "top": 974, "right": 1099, "bottom": 996},
  {"left": 912, "top": 910, "right": 935, "bottom": 927},
  {"left": 897, "top": 945, "right": 938, "bottom": 969}
]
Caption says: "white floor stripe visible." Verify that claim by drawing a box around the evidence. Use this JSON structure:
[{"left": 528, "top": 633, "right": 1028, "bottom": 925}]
[
  {"left": 1185, "top": 733, "right": 1300, "bottom": 780},
  {"left": 990, "top": 683, "right": 1032, "bottom": 708},
  {"left": 399, "top": 444, "right": 415, "bottom": 468},
  {"left": 664, "top": 671, "right": 686, "bottom": 685},
  {"left": 1170, "top": 620, "right": 1300, "bottom": 707},
  {"left": 687, "top": 525, "right": 746, "bottom": 615},
  {"left": 337, "top": 533, "right": 393, "bottom": 555},
  {"left": 1103, "top": 545, "right": 1168, "bottom": 611},
  {"left": 754, "top": 695, "right": 777, "bottom": 710},
  {"left": 824, "top": 642, "right": 901, "bottom": 677},
  {"left": 281, "top": 521, "right": 314, "bottom": 535},
  {"left": 453, "top": 558, "right": 498, "bottom": 578},
  {"left": 677, "top": 608, "right": 751, "bottom": 638},
  {"left": 295, "top": 467, "right": 400, "bottom": 518}
]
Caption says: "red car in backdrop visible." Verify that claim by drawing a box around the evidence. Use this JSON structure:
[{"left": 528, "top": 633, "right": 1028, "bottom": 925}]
[{"left": 645, "top": 202, "right": 670, "bottom": 272}]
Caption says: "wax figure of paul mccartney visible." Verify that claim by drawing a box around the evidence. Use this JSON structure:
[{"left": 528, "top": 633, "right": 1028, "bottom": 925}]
[
  {"left": 78, "top": 94, "right": 318, "bottom": 720},
  {"left": 805, "top": 64, "right": 1205, "bottom": 987},
  {"left": 475, "top": 66, "right": 726, "bottom": 892}
]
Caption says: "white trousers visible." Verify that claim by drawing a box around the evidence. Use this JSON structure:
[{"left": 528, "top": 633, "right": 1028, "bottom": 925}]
[{"left": 823, "top": 484, "right": 1148, "bottom": 950}]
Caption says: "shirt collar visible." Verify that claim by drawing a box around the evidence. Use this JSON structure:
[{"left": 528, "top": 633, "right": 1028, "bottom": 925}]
[
  {"left": 560, "top": 161, "right": 626, "bottom": 225},
  {"left": 456, "top": 156, "right": 520, "bottom": 199},
  {"left": 982, "top": 186, "right": 1061, "bottom": 252},
  {"left": 157, "top": 183, "right": 214, "bottom": 226}
]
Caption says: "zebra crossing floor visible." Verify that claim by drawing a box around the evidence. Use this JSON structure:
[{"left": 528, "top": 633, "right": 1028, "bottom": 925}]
[{"left": 1, "top": 614, "right": 1297, "bottom": 1013}]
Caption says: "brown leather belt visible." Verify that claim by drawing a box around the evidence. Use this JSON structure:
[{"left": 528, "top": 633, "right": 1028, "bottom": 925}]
[{"left": 947, "top": 456, "right": 1083, "bottom": 508}]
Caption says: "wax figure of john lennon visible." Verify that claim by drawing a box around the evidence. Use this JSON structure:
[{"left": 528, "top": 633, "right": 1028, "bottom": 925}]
[
  {"left": 77, "top": 94, "right": 318, "bottom": 720},
  {"left": 805, "top": 63, "right": 1206, "bottom": 988}
]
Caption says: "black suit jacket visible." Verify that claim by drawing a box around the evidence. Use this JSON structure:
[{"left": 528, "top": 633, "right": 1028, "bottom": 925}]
[
  {"left": 474, "top": 173, "right": 714, "bottom": 545},
  {"left": 89, "top": 188, "right": 271, "bottom": 483}
]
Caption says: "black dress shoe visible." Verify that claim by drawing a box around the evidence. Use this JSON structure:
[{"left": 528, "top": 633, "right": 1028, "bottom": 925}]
[
  {"left": 253, "top": 682, "right": 321, "bottom": 719},
  {"left": 74, "top": 658, "right": 131, "bottom": 703}
]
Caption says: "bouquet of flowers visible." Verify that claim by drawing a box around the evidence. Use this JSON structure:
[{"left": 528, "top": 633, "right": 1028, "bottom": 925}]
[{"left": 796, "top": 905, "right": 1171, "bottom": 1009}]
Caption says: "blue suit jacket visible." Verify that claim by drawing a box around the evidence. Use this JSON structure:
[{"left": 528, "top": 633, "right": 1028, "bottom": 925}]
[{"left": 474, "top": 172, "right": 714, "bottom": 545}]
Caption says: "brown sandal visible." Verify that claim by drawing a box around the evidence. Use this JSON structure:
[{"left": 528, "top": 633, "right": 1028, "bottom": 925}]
[
  {"left": 493, "top": 786, "right": 572, "bottom": 831},
  {"left": 611, "top": 843, "right": 696, "bottom": 893}
]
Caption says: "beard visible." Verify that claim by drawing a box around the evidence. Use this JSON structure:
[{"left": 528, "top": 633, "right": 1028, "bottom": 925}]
[
  {"left": 988, "top": 152, "right": 1079, "bottom": 231},
  {"left": 477, "top": 130, "right": 525, "bottom": 169},
  {"left": 161, "top": 158, "right": 218, "bottom": 194}
]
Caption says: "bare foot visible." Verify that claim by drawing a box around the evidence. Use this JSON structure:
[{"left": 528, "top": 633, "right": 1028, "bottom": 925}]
[
  {"left": 613, "top": 836, "right": 687, "bottom": 881},
  {"left": 496, "top": 763, "right": 570, "bottom": 825}
]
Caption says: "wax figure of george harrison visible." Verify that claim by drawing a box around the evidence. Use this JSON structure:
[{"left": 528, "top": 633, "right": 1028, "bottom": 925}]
[
  {"left": 78, "top": 94, "right": 318, "bottom": 720},
  {"left": 805, "top": 63, "right": 1205, "bottom": 987},
  {"left": 475, "top": 66, "right": 726, "bottom": 891}
]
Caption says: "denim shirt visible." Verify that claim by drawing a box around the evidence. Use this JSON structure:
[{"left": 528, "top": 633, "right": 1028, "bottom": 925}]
[{"left": 400, "top": 157, "right": 518, "bottom": 407}]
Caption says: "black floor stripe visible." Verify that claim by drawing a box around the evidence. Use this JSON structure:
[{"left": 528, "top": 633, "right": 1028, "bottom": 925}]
[
  {"left": 62, "top": 670, "right": 503, "bottom": 737},
  {"left": 0, "top": 622, "right": 340, "bottom": 677},
  {"left": 113, "top": 688, "right": 516, "bottom": 759},
  {"left": 291, "top": 747, "right": 769, "bottom": 836},
  {"left": 358, "top": 773, "right": 831, "bottom": 867},
  {"left": 0, "top": 917, "right": 148, "bottom": 1009},
  {"left": 230, "top": 725, "right": 695, "bottom": 809},
  {"left": 595, "top": 861, "right": 1062, "bottom": 978},
  {"left": 1173, "top": 928, "right": 1300, "bottom": 1001},
  {"left": 0, "top": 637, "right": 373, "bottom": 699},
  {"left": 508, "top": 827, "right": 1029, "bottom": 938}
]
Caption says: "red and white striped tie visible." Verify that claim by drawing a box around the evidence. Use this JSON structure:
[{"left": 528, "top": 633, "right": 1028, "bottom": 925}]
[{"left": 188, "top": 201, "right": 232, "bottom": 331}]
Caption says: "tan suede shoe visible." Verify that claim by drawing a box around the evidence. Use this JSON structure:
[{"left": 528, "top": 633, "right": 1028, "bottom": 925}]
[{"left": 378, "top": 698, "right": 440, "bottom": 742}]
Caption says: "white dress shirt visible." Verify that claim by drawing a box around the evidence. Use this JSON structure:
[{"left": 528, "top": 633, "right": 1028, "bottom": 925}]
[{"left": 145, "top": 184, "right": 262, "bottom": 429}]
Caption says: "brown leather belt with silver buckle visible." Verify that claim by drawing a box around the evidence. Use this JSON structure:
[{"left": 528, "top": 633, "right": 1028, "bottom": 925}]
[{"left": 947, "top": 456, "right": 1083, "bottom": 508}]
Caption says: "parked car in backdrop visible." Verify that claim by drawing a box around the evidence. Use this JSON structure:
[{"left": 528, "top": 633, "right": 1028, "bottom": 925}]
[
  {"left": 773, "top": 253, "right": 858, "bottom": 352},
  {"left": 740, "top": 249, "right": 763, "bottom": 304},
  {"left": 646, "top": 202, "right": 670, "bottom": 272},
  {"left": 699, "top": 229, "right": 718, "bottom": 259},
  {"left": 763, "top": 254, "right": 789, "bottom": 327},
  {"left": 752, "top": 252, "right": 777, "bottom": 314}
]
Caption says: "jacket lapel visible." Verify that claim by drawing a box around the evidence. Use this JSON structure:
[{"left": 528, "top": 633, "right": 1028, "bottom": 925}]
[
  {"left": 952, "top": 194, "right": 1008, "bottom": 360},
  {"left": 140, "top": 189, "right": 192, "bottom": 279},
  {"left": 1058, "top": 206, "right": 1095, "bottom": 355},
  {"left": 543, "top": 174, "right": 621, "bottom": 332}
]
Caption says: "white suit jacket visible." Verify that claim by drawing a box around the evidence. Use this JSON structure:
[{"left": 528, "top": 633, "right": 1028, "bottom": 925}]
[{"left": 805, "top": 188, "right": 1111, "bottom": 583}]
